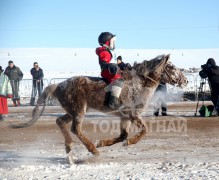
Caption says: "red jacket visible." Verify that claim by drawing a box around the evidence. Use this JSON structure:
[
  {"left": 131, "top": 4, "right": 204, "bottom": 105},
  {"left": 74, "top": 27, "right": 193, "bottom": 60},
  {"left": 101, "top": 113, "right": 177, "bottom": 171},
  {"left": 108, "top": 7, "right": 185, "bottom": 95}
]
[
  {"left": 96, "top": 47, "right": 112, "bottom": 64},
  {"left": 96, "top": 47, "right": 121, "bottom": 83}
]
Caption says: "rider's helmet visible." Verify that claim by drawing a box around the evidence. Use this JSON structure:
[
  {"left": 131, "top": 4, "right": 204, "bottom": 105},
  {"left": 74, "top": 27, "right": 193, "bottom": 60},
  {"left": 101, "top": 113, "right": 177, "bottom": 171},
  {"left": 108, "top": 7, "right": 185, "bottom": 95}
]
[{"left": 98, "top": 32, "right": 116, "bottom": 49}]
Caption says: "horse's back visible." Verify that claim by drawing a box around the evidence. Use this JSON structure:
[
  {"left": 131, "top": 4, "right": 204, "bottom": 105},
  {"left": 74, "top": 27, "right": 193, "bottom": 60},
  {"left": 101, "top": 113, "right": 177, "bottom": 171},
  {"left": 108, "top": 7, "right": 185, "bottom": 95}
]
[{"left": 55, "top": 75, "right": 109, "bottom": 111}]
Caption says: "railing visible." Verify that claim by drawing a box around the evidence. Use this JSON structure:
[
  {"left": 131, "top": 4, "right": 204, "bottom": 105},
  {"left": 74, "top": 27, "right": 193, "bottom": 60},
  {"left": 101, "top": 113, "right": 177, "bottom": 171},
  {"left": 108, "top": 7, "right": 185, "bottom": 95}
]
[
  {"left": 50, "top": 78, "right": 69, "bottom": 84},
  {"left": 10, "top": 79, "right": 50, "bottom": 99}
]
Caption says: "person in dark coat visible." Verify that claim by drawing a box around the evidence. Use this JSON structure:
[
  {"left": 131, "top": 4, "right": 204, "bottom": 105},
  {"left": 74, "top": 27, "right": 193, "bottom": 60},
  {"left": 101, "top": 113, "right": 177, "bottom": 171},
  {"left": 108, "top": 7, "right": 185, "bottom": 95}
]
[
  {"left": 117, "top": 56, "right": 132, "bottom": 71},
  {"left": 153, "top": 82, "right": 168, "bottom": 116},
  {"left": 4, "top": 60, "right": 23, "bottom": 106},
  {"left": 199, "top": 58, "right": 219, "bottom": 115},
  {"left": 30, "top": 62, "right": 44, "bottom": 106}
]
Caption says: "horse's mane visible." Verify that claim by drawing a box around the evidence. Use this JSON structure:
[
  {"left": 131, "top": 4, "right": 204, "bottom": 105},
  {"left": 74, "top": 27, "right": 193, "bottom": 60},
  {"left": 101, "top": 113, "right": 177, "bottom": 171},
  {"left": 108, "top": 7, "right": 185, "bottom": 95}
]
[
  {"left": 120, "top": 54, "right": 166, "bottom": 80},
  {"left": 132, "top": 55, "right": 166, "bottom": 77}
]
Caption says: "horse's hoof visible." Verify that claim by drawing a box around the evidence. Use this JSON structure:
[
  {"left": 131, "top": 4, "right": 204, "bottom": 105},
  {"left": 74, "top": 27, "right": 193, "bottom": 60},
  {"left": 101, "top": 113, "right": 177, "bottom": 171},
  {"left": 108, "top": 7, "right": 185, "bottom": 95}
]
[
  {"left": 92, "top": 150, "right": 100, "bottom": 156},
  {"left": 122, "top": 140, "right": 129, "bottom": 146},
  {"left": 65, "top": 143, "right": 74, "bottom": 154},
  {"left": 67, "top": 151, "right": 75, "bottom": 165},
  {"left": 95, "top": 140, "right": 103, "bottom": 148}
]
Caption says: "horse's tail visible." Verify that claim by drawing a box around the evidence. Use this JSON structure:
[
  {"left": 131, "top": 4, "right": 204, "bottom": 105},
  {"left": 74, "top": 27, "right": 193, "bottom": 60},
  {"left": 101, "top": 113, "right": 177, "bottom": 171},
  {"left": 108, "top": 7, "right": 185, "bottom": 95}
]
[{"left": 9, "top": 83, "right": 59, "bottom": 129}]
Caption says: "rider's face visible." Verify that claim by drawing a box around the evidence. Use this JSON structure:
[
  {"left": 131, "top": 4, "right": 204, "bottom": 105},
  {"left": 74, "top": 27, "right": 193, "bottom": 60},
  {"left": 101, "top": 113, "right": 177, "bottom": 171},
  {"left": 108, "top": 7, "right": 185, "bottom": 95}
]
[{"left": 110, "top": 36, "right": 116, "bottom": 50}]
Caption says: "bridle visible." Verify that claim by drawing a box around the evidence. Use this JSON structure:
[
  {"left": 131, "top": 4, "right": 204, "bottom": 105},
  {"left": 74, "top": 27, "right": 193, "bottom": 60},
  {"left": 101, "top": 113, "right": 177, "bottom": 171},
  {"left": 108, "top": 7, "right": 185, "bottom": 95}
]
[
  {"left": 145, "top": 75, "right": 157, "bottom": 84},
  {"left": 163, "top": 66, "right": 181, "bottom": 86}
]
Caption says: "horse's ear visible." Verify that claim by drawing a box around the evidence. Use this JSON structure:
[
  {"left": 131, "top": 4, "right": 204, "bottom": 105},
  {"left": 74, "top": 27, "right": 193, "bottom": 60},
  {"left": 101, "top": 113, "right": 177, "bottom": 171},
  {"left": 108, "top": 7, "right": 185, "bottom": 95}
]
[{"left": 165, "top": 54, "right": 171, "bottom": 62}]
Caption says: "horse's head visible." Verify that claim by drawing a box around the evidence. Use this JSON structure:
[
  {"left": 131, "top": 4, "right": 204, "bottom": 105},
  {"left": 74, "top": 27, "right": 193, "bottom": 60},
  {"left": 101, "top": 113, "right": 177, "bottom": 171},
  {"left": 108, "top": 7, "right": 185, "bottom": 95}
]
[
  {"left": 133, "top": 54, "right": 169, "bottom": 78},
  {"left": 161, "top": 61, "right": 188, "bottom": 88}
]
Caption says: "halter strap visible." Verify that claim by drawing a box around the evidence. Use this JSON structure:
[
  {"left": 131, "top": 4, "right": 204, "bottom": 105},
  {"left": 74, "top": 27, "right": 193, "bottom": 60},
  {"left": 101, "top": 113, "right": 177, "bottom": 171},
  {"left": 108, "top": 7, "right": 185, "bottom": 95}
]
[
  {"left": 146, "top": 75, "right": 157, "bottom": 84},
  {"left": 164, "top": 68, "right": 180, "bottom": 85}
]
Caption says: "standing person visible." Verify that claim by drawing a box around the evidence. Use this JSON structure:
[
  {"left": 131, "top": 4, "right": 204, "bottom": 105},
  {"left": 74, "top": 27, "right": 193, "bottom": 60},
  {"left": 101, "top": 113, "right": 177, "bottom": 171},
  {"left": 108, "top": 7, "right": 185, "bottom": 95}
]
[
  {"left": 117, "top": 56, "right": 132, "bottom": 71},
  {"left": 96, "top": 32, "right": 124, "bottom": 109},
  {"left": 0, "top": 66, "right": 13, "bottom": 121},
  {"left": 153, "top": 82, "right": 168, "bottom": 116},
  {"left": 4, "top": 60, "right": 23, "bottom": 106},
  {"left": 30, "top": 62, "right": 44, "bottom": 106},
  {"left": 199, "top": 58, "right": 219, "bottom": 116}
]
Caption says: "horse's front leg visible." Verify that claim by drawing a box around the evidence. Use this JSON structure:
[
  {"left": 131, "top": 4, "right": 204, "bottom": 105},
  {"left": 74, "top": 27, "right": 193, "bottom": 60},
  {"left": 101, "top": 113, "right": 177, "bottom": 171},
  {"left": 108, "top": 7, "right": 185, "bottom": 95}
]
[
  {"left": 124, "top": 115, "right": 147, "bottom": 146},
  {"left": 71, "top": 114, "right": 100, "bottom": 156},
  {"left": 96, "top": 117, "right": 131, "bottom": 148}
]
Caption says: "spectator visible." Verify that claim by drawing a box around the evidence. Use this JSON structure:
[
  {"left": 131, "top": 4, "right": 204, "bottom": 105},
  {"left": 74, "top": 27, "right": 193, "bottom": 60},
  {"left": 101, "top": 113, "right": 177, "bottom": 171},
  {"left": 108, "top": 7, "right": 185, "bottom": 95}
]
[
  {"left": 117, "top": 56, "right": 132, "bottom": 71},
  {"left": 0, "top": 66, "right": 13, "bottom": 121},
  {"left": 153, "top": 82, "right": 168, "bottom": 116},
  {"left": 30, "top": 62, "right": 44, "bottom": 106},
  {"left": 4, "top": 60, "right": 23, "bottom": 106},
  {"left": 199, "top": 58, "right": 219, "bottom": 116}
]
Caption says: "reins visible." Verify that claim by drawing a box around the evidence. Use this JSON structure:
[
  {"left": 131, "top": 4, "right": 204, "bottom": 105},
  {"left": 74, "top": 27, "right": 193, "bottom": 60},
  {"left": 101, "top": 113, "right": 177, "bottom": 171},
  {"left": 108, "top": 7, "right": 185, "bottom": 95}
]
[
  {"left": 145, "top": 75, "right": 157, "bottom": 84},
  {"left": 163, "top": 67, "right": 180, "bottom": 85}
]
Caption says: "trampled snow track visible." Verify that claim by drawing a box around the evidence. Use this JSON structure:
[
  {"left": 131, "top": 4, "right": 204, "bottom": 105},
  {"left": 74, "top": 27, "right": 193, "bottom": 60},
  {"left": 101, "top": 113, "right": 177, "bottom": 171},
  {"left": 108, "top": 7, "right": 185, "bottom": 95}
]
[{"left": 1, "top": 102, "right": 219, "bottom": 179}]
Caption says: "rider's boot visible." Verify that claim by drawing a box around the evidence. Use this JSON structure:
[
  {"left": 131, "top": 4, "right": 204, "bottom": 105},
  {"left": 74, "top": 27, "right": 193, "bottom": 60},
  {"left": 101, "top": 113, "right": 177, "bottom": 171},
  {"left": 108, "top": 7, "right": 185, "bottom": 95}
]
[{"left": 108, "top": 79, "right": 124, "bottom": 109}]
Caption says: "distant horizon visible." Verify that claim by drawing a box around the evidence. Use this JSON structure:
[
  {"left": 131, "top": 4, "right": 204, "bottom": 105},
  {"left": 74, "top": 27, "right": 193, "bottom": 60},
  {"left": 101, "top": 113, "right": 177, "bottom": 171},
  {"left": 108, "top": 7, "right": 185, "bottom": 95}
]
[{"left": 1, "top": 48, "right": 219, "bottom": 73}]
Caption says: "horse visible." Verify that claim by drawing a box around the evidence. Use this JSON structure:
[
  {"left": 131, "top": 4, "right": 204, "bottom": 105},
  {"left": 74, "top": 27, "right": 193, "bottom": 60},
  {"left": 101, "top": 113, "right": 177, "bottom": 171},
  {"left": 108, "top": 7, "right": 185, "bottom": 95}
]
[{"left": 10, "top": 54, "right": 188, "bottom": 163}]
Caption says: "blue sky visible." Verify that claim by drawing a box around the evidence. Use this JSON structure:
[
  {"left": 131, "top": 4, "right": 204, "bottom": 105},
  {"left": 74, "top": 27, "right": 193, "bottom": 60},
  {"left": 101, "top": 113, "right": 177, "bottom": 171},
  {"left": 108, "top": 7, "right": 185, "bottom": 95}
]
[{"left": 0, "top": 0, "right": 219, "bottom": 49}]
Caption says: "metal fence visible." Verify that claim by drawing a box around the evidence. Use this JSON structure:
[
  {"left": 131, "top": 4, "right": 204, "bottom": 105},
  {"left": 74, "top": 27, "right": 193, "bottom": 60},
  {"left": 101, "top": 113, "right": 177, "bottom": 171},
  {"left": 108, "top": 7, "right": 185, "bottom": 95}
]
[
  {"left": 14, "top": 79, "right": 50, "bottom": 99},
  {"left": 8, "top": 73, "right": 210, "bottom": 105},
  {"left": 50, "top": 78, "right": 69, "bottom": 84}
]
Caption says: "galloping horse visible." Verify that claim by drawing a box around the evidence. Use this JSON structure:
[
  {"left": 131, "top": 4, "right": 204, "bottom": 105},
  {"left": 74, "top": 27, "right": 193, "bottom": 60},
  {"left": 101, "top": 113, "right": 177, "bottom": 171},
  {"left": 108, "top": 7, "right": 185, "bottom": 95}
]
[{"left": 10, "top": 54, "right": 188, "bottom": 163}]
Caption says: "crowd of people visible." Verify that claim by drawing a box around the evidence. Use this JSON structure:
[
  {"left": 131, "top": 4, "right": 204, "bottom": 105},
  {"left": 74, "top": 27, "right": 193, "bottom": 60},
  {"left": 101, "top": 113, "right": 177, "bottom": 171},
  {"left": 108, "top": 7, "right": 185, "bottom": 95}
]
[
  {"left": 0, "top": 61, "right": 44, "bottom": 121},
  {"left": 0, "top": 31, "right": 219, "bottom": 121}
]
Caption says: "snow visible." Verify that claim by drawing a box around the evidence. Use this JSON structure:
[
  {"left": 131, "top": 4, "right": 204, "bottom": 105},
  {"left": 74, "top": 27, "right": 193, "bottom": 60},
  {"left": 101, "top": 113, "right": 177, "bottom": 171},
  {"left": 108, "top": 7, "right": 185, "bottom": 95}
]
[
  {"left": 2, "top": 161, "right": 219, "bottom": 179},
  {"left": 0, "top": 48, "right": 219, "bottom": 73},
  {"left": 1, "top": 135, "right": 219, "bottom": 179},
  {"left": 1, "top": 100, "right": 219, "bottom": 179}
]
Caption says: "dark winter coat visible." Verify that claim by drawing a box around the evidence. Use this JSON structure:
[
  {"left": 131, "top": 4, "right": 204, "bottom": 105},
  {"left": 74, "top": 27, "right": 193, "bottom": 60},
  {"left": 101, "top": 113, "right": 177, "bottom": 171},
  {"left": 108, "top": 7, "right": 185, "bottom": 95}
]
[
  {"left": 156, "top": 82, "right": 167, "bottom": 93},
  {"left": 203, "top": 58, "right": 219, "bottom": 106},
  {"left": 30, "top": 67, "right": 44, "bottom": 87},
  {"left": 4, "top": 65, "right": 23, "bottom": 81},
  {"left": 205, "top": 59, "right": 219, "bottom": 86}
]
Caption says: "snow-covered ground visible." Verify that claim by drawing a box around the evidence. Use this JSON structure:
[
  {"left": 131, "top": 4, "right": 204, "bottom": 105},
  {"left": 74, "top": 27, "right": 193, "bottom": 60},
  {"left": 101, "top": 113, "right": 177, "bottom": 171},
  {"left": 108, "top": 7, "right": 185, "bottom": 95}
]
[{"left": 1, "top": 102, "right": 219, "bottom": 179}]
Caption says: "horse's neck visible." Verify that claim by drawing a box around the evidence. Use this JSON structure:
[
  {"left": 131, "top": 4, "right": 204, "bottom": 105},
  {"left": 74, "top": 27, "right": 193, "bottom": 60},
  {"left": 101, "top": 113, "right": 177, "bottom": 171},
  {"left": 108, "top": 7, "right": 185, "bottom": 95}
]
[
  {"left": 138, "top": 72, "right": 161, "bottom": 100},
  {"left": 160, "top": 74, "right": 170, "bottom": 85},
  {"left": 139, "top": 72, "right": 160, "bottom": 88}
]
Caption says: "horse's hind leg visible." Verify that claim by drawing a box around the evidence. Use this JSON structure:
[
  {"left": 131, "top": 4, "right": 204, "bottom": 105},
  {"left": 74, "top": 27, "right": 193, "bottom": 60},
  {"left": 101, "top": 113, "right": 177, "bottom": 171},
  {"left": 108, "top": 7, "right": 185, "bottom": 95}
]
[
  {"left": 96, "top": 118, "right": 131, "bottom": 148},
  {"left": 72, "top": 114, "right": 99, "bottom": 155},
  {"left": 56, "top": 113, "right": 73, "bottom": 154},
  {"left": 124, "top": 116, "right": 147, "bottom": 146}
]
